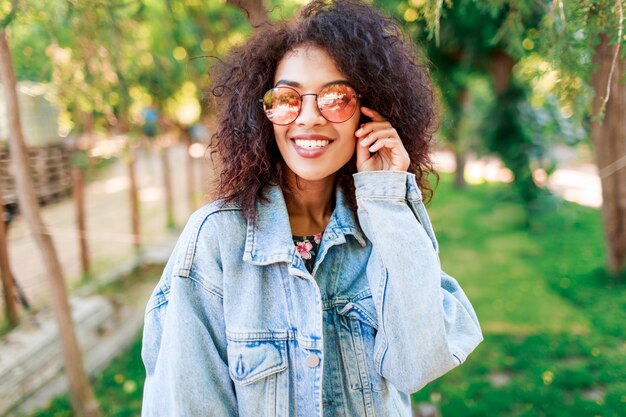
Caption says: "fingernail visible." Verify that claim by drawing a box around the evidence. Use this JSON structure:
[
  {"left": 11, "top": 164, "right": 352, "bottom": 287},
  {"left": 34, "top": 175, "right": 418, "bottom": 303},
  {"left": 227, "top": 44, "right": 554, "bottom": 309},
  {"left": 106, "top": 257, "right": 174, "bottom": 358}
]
[
  {"left": 356, "top": 129, "right": 362, "bottom": 135},
  {"left": 360, "top": 138, "right": 368, "bottom": 145}
]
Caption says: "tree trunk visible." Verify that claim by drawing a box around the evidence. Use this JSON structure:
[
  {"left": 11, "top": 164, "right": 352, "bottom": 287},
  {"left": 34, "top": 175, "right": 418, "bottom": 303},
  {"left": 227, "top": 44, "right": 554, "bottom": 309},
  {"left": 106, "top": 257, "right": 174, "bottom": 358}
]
[
  {"left": 591, "top": 34, "right": 626, "bottom": 277},
  {"left": 488, "top": 50, "right": 515, "bottom": 94},
  {"left": 0, "top": 189, "right": 18, "bottom": 326},
  {"left": 226, "top": 0, "right": 268, "bottom": 28},
  {"left": 160, "top": 146, "right": 175, "bottom": 229},
  {"left": 451, "top": 87, "right": 469, "bottom": 188},
  {"left": 0, "top": 28, "right": 100, "bottom": 417},
  {"left": 72, "top": 166, "right": 90, "bottom": 278},
  {"left": 454, "top": 149, "right": 467, "bottom": 188}
]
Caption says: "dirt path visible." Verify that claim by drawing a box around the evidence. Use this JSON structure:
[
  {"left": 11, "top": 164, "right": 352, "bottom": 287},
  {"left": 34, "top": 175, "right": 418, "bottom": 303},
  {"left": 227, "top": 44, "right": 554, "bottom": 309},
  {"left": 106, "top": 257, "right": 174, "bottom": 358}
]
[{"left": 2, "top": 143, "right": 213, "bottom": 316}]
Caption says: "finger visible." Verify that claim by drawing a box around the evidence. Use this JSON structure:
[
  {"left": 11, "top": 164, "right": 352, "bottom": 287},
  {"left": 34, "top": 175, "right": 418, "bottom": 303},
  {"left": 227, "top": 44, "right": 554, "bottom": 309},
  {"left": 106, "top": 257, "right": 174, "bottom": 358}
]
[
  {"left": 360, "top": 106, "right": 387, "bottom": 122},
  {"left": 355, "top": 122, "right": 392, "bottom": 138},
  {"left": 359, "top": 127, "right": 398, "bottom": 147},
  {"left": 355, "top": 133, "right": 372, "bottom": 168},
  {"left": 368, "top": 137, "right": 403, "bottom": 153}
]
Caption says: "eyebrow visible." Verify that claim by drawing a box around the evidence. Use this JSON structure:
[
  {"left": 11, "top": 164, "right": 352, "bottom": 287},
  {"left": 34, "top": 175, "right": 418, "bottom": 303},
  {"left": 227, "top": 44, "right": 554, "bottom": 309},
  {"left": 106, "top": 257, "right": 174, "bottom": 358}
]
[{"left": 273, "top": 79, "right": 349, "bottom": 89}]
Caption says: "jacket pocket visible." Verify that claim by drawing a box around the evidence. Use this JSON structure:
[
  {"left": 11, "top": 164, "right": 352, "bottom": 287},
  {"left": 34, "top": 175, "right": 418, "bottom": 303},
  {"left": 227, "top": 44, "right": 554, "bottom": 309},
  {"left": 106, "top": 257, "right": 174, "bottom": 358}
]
[
  {"left": 227, "top": 339, "right": 287, "bottom": 385},
  {"left": 337, "top": 297, "right": 386, "bottom": 392},
  {"left": 226, "top": 336, "right": 289, "bottom": 416}
]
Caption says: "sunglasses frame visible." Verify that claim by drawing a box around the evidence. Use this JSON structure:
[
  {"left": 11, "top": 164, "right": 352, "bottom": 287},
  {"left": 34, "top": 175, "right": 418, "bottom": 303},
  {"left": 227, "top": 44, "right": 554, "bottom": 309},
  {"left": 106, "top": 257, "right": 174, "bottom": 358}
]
[{"left": 260, "top": 82, "right": 362, "bottom": 126}]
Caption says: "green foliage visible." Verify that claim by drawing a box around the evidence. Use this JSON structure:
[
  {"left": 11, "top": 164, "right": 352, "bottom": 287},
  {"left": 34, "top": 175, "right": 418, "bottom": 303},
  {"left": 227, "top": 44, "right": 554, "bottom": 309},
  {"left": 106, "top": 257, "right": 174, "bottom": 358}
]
[
  {"left": 483, "top": 80, "right": 542, "bottom": 206},
  {"left": 375, "top": 0, "right": 597, "bottom": 211},
  {"left": 8, "top": 0, "right": 256, "bottom": 134},
  {"left": 0, "top": 0, "right": 18, "bottom": 29}
]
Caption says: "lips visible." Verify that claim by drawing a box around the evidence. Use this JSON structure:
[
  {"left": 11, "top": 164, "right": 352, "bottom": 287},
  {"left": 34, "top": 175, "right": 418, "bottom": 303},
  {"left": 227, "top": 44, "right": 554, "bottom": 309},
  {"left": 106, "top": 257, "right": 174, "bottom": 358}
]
[{"left": 290, "top": 135, "right": 332, "bottom": 158}]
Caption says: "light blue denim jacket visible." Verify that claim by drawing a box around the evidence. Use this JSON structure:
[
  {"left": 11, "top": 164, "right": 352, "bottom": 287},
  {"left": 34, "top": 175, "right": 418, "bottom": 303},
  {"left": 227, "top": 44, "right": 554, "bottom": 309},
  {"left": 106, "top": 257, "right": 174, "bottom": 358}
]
[{"left": 141, "top": 171, "right": 483, "bottom": 417}]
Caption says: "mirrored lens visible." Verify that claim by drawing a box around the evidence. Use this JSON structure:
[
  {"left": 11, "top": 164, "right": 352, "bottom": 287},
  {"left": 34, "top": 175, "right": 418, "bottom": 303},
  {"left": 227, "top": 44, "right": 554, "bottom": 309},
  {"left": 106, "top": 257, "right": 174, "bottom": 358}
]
[
  {"left": 263, "top": 87, "right": 300, "bottom": 125},
  {"left": 317, "top": 84, "right": 358, "bottom": 123}
]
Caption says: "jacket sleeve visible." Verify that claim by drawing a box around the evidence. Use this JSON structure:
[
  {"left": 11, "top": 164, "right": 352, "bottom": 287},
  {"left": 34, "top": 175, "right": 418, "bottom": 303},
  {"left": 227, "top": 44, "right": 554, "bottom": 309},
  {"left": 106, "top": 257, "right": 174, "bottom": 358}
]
[
  {"left": 354, "top": 171, "right": 483, "bottom": 394},
  {"left": 141, "top": 211, "right": 238, "bottom": 416}
]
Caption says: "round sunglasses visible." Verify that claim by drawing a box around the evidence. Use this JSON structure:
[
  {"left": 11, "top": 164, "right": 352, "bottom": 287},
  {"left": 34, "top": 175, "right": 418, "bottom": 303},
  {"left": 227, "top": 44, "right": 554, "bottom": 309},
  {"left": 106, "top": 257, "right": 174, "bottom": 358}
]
[{"left": 260, "top": 82, "right": 361, "bottom": 125}]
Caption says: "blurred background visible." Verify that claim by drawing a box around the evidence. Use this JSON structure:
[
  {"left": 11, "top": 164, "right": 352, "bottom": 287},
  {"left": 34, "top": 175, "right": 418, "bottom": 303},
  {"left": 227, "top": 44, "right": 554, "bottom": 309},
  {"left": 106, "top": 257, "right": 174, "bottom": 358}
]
[{"left": 0, "top": 0, "right": 624, "bottom": 416}]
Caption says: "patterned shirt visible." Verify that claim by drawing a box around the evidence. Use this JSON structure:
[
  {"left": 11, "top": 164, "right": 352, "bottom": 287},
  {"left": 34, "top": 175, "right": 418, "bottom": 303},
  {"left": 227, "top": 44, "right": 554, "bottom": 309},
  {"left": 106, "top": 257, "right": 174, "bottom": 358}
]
[{"left": 292, "top": 232, "right": 323, "bottom": 273}]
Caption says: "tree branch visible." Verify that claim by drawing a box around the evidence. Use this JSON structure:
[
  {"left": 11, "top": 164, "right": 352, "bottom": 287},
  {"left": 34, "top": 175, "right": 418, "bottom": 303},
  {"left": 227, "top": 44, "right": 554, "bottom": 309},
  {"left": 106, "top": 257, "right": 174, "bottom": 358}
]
[{"left": 603, "top": 0, "right": 624, "bottom": 105}]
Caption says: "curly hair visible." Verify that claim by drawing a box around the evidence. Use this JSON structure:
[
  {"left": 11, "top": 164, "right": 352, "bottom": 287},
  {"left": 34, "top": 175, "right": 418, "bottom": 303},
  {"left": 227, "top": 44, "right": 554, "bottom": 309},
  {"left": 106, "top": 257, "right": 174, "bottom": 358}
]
[{"left": 210, "top": 0, "right": 438, "bottom": 220}]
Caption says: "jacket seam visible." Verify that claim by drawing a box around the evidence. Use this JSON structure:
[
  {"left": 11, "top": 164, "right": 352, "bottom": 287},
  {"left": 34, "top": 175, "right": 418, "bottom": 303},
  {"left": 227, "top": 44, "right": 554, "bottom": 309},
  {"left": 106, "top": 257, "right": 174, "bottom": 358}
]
[
  {"left": 183, "top": 272, "right": 224, "bottom": 299},
  {"left": 144, "top": 296, "right": 168, "bottom": 314},
  {"left": 374, "top": 267, "right": 389, "bottom": 375},
  {"left": 180, "top": 206, "right": 242, "bottom": 277}
]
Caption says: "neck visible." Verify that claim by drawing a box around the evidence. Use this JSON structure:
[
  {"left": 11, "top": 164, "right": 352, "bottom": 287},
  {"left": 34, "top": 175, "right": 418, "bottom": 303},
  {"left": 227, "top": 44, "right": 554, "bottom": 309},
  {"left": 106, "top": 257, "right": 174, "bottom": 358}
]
[{"left": 284, "top": 171, "right": 336, "bottom": 236}]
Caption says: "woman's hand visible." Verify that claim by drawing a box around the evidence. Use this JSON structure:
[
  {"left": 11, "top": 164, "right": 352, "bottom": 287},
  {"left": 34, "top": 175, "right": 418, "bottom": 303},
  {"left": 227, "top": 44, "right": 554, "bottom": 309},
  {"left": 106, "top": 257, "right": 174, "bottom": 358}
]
[{"left": 355, "top": 107, "right": 410, "bottom": 172}]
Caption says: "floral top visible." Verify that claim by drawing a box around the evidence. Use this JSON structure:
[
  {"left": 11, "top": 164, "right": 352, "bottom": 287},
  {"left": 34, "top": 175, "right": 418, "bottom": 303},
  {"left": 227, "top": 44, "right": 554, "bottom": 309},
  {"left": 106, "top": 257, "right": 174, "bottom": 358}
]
[{"left": 292, "top": 232, "right": 323, "bottom": 273}]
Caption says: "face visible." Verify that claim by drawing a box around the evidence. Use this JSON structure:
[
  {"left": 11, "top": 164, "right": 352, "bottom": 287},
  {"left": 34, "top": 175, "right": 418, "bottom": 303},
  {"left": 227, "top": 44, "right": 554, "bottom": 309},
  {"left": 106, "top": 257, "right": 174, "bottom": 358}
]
[{"left": 271, "top": 45, "right": 360, "bottom": 184}]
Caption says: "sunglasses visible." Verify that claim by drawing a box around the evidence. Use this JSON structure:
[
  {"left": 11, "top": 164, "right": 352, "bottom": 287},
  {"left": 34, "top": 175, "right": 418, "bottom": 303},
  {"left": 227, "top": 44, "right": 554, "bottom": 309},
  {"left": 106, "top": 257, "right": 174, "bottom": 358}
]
[{"left": 260, "top": 82, "right": 361, "bottom": 125}]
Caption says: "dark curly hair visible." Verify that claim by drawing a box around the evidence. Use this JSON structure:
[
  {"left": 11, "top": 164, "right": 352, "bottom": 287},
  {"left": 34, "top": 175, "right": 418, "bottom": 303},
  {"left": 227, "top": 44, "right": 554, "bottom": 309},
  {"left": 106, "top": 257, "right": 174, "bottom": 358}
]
[{"left": 210, "top": 0, "right": 438, "bottom": 220}]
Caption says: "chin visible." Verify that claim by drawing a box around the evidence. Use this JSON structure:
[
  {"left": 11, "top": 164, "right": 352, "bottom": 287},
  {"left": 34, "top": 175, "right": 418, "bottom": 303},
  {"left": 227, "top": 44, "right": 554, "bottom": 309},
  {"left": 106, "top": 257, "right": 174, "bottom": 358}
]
[{"left": 286, "top": 165, "right": 338, "bottom": 184}]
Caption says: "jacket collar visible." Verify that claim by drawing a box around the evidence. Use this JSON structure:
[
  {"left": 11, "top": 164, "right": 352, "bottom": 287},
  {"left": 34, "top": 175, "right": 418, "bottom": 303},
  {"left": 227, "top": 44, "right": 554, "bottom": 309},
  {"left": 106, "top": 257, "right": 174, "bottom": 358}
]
[{"left": 243, "top": 184, "right": 366, "bottom": 266}]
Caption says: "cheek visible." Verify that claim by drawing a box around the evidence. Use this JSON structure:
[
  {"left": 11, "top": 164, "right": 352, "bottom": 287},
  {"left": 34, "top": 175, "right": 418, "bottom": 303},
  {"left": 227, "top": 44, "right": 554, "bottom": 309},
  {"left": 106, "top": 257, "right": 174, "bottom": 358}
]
[
  {"left": 273, "top": 125, "right": 282, "bottom": 139},
  {"left": 273, "top": 125, "right": 288, "bottom": 145}
]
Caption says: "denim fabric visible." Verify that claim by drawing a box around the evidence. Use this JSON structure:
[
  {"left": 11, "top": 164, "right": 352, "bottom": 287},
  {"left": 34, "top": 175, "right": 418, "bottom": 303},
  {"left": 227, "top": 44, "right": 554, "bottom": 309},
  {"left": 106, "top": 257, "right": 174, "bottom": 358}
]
[{"left": 141, "top": 171, "right": 483, "bottom": 417}]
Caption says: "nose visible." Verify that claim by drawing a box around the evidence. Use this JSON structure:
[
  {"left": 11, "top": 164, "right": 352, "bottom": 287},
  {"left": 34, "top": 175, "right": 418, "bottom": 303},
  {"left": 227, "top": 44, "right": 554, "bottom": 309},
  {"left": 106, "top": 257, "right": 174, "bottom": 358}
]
[{"left": 295, "top": 95, "right": 326, "bottom": 127}]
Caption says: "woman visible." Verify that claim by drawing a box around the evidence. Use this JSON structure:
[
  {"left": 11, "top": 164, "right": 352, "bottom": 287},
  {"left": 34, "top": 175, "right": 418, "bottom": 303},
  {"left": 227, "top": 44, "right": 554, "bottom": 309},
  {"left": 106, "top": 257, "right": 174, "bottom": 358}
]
[{"left": 141, "top": 1, "right": 482, "bottom": 416}]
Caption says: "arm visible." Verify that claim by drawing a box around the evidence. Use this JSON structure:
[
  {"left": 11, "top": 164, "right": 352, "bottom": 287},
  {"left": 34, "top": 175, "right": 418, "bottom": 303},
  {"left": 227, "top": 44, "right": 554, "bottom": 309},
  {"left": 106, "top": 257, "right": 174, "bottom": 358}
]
[
  {"left": 141, "top": 212, "right": 238, "bottom": 416},
  {"left": 354, "top": 171, "right": 483, "bottom": 394}
]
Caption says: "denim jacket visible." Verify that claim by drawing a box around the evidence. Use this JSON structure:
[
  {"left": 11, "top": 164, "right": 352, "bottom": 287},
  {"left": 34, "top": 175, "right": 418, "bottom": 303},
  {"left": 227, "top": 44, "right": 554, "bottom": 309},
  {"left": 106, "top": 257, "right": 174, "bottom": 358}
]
[{"left": 141, "top": 171, "right": 483, "bottom": 417}]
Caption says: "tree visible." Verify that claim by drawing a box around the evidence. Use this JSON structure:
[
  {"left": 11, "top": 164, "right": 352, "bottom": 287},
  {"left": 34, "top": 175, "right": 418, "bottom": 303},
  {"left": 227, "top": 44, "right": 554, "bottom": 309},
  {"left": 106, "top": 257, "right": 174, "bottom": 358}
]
[
  {"left": 536, "top": 0, "right": 626, "bottom": 277},
  {"left": 0, "top": 3, "right": 100, "bottom": 416},
  {"left": 375, "top": 0, "right": 549, "bottom": 213},
  {"left": 591, "top": 34, "right": 626, "bottom": 277},
  {"left": 388, "top": 0, "right": 626, "bottom": 275}
]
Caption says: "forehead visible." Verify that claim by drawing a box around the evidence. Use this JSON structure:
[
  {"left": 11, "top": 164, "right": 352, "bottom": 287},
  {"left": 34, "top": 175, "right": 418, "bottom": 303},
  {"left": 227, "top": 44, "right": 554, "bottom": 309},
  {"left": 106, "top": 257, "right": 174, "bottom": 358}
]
[{"left": 273, "top": 45, "right": 347, "bottom": 88}]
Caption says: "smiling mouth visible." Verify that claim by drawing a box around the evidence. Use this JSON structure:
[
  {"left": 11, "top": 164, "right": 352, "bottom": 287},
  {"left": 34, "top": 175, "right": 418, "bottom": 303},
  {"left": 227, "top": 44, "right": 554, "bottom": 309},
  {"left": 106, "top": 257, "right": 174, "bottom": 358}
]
[{"left": 293, "top": 139, "right": 330, "bottom": 149}]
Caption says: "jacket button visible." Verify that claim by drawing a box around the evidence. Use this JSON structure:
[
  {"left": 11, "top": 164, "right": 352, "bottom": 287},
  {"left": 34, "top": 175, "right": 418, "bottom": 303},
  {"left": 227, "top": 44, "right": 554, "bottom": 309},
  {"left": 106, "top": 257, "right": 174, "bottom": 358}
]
[{"left": 305, "top": 353, "right": 320, "bottom": 368}]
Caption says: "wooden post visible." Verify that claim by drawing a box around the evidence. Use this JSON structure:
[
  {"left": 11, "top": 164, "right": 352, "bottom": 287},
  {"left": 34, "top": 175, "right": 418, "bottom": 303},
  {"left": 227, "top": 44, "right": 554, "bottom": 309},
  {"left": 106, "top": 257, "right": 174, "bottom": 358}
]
[
  {"left": 126, "top": 148, "right": 141, "bottom": 250},
  {"left": 72, "top": 166, "right": 90, "bottom": 278},
  {"left": 0, "top": 28, "right": 100, "bottom": 417},
  {"left": 0, "top": 189, "right": 18, "bottom": 327},
  {"left": 160, "top": 146, "right": 175, "bottom": 229}
]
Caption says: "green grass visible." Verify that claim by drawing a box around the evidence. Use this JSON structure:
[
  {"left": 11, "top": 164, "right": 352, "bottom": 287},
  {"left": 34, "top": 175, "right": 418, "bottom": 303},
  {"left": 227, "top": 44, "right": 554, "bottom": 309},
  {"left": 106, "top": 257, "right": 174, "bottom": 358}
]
[
  {"left": 29, "top": 175, "right": 625, "bottom": 416},
  {"left": 412, "top": 176, "right": 626, "bottom": 416}
]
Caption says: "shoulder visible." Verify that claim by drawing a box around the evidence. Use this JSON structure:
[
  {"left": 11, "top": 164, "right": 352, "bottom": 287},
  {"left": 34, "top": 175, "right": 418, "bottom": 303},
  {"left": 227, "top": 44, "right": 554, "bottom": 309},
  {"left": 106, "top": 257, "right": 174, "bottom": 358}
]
[
  {"left": 167, "top": 199, "right": 247, "bottom": 279},
  {"left": 183, "top": 199, "right": 245, "bottom": 237}
]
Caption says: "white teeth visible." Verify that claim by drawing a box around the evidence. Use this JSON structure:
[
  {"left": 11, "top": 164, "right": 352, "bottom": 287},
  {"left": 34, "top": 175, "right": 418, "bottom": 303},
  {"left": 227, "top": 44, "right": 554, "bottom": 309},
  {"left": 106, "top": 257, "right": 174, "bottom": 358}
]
[{"left": 294, "top": 139, "right": 330, "bottom": 149}]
